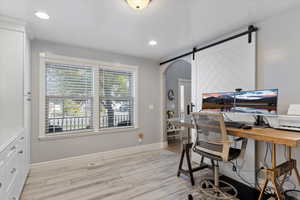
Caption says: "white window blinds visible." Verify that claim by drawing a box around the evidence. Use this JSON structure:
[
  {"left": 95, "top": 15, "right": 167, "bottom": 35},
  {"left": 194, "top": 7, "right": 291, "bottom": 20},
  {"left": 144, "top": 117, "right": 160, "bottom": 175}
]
[
  {"left": 46, "top": 63, "right": 93, "bottom": 134},
  {"left": 99, "top": 69, "right": 135, "bottom": 129},
  {"left": 42, "top": 56, "right": 138, "bottom": 137}
]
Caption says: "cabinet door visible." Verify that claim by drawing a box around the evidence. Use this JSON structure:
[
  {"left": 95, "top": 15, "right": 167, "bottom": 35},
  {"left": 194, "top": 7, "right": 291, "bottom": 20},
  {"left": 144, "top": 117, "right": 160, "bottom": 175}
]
[
  {"left": 23, "top": 36, "right": 31, "bottom": 166},
  {"left": 24, "top": 35, "right": 31, "bottom": 96},
  {"left": 0, "top": 28, "right": 24, "bottom": 133}
]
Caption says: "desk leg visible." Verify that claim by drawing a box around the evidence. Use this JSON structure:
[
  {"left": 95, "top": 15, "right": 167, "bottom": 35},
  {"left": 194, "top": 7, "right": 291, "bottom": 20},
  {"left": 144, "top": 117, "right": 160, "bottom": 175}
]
[
  {"left": 258, "top": 144, "right": 300, "bottom": 200},
  {"left": 177, "top": 146, "right": 186, "bottom": 177},
  {"left": 272, "top": 144, "right": 276, "bottom": 169},
  {"left": 258, "top": 179, "right": 269, "bottom": 200},
  {"left": 271, "top": 144, "right": 283, "bottom": 200},
  {"left": 290, "top": 146, "right": 300, "bottom": 185},
  {"left": 187, "top": 127, "right": 190, "bottom": 143},
  {"left": 185, "top": 145, "right": 195, "bottom": 186},
  {"left": 177, "top": 143, "right": 195, "bottom": 185},
  {"left": 258, "top": 144, "right": 284, "bottom": 200},
  {"left": 177, "top": 142, "right": 208, "bottom": 186}
]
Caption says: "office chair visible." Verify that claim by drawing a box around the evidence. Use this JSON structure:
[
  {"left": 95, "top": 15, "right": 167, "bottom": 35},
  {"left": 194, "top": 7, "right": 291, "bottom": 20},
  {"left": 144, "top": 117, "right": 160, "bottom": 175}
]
[{"left": 191, "top": 112, "right": 248, "bottom": 200}]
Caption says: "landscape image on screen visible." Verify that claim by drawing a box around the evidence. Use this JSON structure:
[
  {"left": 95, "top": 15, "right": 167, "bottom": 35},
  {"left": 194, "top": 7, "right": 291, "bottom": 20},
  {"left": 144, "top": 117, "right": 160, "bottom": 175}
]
[
  {"left": 202, "top": 92, "right": 235, "bottom": 112},
  {"left": 233, "top": 89, "right": 278, "bottom": 114}
]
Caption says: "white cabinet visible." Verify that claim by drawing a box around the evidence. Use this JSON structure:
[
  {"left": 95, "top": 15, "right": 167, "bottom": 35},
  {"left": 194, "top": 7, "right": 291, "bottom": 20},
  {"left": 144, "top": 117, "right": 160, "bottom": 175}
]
[
  {"left": 0, "top": 28, "right": 24, "bottom": 134},
  {"left": 0, "top": 18, "right": 30, "bottom": 200},
  {"left": 0, "top": 132, "right": 28, "bottom": 200}
]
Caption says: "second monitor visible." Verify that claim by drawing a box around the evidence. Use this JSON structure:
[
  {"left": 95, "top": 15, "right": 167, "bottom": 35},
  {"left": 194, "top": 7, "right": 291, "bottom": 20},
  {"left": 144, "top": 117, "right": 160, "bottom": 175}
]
[{"left": 202, "top": 89, "right": 278, "bottom": 115}]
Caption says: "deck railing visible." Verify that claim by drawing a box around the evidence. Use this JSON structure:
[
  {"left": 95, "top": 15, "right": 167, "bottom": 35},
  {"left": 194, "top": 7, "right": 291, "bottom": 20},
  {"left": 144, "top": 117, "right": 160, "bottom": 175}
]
[
  {"left": 100, "top": 114, "right": 131, "bottom": 128},
  {"left": 47, "top": 114, "right": 131, "bottom": 133}
]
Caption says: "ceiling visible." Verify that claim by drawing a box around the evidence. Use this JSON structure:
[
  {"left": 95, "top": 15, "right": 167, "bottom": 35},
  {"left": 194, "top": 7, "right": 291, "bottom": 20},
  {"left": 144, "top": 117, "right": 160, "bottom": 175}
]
[{"left": 0, "top": 0, "right": 300, "bottom": 60}]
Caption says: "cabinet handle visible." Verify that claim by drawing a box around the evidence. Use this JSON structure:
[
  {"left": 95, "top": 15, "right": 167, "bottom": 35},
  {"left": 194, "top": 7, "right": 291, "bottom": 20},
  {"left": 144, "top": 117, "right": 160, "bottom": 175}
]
[
  {"left": 26, "top": 98, "right": 31, "bottom": 101},
  {"left": 20, "top": 136, "right": 25, "bottom": 140},
  {"left": 7, "top": 146, "right": 17, "bottom": 158},
  {"left": 0, "top": 182, "right": 2, "bottom": 188},
  {"left": 10, "top": 168, "right": 16, "bottom": 174},
  {"left": 18, "top": 150, "right": 24, "bottom": 154},
  {"left": 27, "top": 92, "right": 31, "bottom": 95}
]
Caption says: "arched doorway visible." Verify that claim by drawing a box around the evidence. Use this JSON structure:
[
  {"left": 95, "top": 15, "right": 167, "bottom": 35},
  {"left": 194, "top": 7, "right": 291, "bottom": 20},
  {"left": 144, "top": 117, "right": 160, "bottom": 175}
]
[{"left": 161, "top": 59, "right": 192, "bottom": 153}]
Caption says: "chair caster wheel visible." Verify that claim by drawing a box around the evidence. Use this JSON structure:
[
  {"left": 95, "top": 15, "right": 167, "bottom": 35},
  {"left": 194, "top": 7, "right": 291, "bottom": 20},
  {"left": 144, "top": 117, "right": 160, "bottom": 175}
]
[{"left": 188, "top": 194, "right": 193, "bottom": 200}]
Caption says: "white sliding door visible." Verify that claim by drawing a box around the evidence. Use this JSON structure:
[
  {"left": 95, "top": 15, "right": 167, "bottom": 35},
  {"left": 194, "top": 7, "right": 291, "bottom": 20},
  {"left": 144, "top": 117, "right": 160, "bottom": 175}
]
[
  {"left": 191, "top": 33, "right": 256, "bottom": 187},
  {"left": 192, "top": 34, "right": 256, "bottom": 110}
]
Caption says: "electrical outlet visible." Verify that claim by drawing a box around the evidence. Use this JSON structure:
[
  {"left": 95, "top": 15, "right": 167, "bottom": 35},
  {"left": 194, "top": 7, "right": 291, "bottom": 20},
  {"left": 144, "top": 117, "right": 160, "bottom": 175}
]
[{"left": 138, "top": 133, "right": 144, "bottom": 143}]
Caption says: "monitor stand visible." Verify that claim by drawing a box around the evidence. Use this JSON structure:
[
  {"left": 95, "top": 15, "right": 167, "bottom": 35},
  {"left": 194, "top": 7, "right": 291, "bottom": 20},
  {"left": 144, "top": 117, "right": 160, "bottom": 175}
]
[{"left": 254, "top": 115, "right": 269, "bottom": 127}]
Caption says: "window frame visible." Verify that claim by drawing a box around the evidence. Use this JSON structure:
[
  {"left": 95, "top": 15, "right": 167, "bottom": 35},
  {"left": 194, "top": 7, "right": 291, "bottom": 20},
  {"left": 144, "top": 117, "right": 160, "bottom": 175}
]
[{"left": 39, "top": 53, "right": 139, "bottom": 139}]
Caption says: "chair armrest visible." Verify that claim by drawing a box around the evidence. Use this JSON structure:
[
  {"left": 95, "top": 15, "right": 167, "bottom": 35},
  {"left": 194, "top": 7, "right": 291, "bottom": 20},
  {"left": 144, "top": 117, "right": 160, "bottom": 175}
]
[{"left": 207, "top": 140, "right": 233, "bottom": 145}]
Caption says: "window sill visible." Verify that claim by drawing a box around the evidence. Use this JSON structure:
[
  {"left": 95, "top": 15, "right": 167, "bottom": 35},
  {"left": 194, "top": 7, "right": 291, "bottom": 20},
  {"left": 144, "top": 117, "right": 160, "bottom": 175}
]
[{"left": 38, "top": 127, "right": 139, "bottom": 141}]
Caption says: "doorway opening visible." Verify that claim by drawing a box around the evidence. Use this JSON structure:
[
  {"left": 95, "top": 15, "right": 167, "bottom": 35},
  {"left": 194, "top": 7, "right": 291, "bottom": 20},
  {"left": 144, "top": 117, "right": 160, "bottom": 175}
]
[{"left": 164, "top": 60, "right": 191, "bottom": 153}]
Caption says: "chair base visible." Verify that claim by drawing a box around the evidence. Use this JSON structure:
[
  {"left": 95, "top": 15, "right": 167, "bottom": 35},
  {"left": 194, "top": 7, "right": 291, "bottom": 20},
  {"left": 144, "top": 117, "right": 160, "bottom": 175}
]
[{"left": 199, "top": 179, "right": 238, "bottom": 200}]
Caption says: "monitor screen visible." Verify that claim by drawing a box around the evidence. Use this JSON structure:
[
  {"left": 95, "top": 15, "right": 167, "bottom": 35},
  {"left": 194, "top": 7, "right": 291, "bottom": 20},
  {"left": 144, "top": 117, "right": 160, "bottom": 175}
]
[
  {"left": 233, "top": 89, "right": 278, "bottom": 115},
  {"left": 202, "top": 92, "right": 235, "bottom": 112}
]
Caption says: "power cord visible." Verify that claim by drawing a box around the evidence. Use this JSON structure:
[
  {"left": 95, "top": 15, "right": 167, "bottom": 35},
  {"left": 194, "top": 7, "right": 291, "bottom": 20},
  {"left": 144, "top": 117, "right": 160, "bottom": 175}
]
[{"left": 230, "top": 160, "right": 256, "bottom": 188}]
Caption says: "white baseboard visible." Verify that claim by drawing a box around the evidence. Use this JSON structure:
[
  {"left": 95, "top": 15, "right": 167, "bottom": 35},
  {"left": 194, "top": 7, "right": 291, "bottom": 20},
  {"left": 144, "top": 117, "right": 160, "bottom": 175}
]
[
  {"left": 31, "top": 142, "right": 167, "bottom": 168},
  {"left": 161, "top": 141, "right": 168, "bottom": 148}
]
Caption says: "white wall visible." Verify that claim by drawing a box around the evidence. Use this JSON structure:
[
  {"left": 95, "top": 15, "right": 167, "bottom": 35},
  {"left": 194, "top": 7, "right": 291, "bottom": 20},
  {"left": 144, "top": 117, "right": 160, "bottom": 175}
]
[
  {"left": 256, "top": 6, "right": 300, "bottom": 185},
  {"left": 31, "top": 40, "right": 161, "bottom": 163},
  {"left": 257, "top": 7, "right": 300, "bottom": 114}
]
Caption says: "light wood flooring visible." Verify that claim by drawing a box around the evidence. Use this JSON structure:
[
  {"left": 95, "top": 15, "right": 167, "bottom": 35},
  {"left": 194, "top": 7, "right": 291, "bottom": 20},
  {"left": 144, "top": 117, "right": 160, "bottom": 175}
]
[
  {"left": 21, "top": 149, "right": 213, "bottom": 200},
  {"left": 166, "top": 142, "right": 181, "bottom": 154}
]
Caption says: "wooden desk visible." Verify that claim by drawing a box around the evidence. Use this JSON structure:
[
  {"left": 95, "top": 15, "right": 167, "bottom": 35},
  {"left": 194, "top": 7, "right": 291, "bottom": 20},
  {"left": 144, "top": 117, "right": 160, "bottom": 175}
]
[{"left": 173, "top": 120, "right": 300, "bottom": 200}]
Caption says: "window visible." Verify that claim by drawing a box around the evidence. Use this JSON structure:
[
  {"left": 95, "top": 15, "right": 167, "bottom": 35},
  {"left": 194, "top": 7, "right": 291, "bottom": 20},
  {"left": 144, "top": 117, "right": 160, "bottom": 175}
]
[
  {"left": 46, "top": 63, "right": 93, "bottom": 134},
  {"left": 99, "top": 69, "right": 134, "bottom": 129},
  {"left": 40, "top": 54, "right": 138, "bottom": 137}
]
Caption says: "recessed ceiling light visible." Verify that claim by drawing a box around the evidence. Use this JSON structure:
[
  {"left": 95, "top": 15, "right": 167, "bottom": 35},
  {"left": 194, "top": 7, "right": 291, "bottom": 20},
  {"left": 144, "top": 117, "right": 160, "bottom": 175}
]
[
  {"left": 149, "top": 40, "right": 157, "bottom": 46},
  {"left": 35, "top": 11, "right": 50, "bottom": 20}
]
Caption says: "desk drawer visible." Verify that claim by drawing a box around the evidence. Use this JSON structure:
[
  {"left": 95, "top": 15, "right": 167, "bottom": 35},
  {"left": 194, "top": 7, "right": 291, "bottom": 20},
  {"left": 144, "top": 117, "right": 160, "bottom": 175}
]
[
  {"left": 0, "top": 148, "right": 7, "bottom": 168},
  {"left": 6, "top": 143, "right": 18, "bottom": 163},
  {"left": 0, "top": 132, "right": 28, "bottom": 200},
  {"left": 7, "top": 180, "right": 19, "bottom": 200},
  {"left": 0, "top": 141, "right": 17, "bottom": 167},
  {"left": 4, "top": 152, "right": 19, "bottom": 193}
]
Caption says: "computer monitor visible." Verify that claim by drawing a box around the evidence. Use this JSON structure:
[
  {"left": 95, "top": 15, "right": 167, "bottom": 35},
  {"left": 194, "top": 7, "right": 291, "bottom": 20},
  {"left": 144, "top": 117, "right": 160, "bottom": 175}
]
[
  {"left": 233, "top": 89, "right": 278, "bottom": 115},
  {"left": 202, "top": 92, "right": 235, "bottom": 112},
  {"left": 202, "top": 89, "right": 278, "bottom": 115}
]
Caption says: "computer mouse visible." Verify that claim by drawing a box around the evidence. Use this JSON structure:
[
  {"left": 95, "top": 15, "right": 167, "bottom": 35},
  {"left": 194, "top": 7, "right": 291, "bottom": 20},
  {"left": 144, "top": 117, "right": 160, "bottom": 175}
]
[{"left": 243, "top": 125, "right": 252, "bottom": 130}]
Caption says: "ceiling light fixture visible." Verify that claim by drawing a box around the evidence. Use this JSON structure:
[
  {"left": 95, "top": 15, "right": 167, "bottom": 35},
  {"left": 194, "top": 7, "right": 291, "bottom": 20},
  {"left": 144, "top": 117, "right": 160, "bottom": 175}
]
[
  {"left": 149, "top": 40, "right": 157, "bottom": 46},
  {"left": 35, "top": 11, "right": 50, "bottom": 20},
  {"left": 126, "top": 0, "right": 151, "bottom": 10}
]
